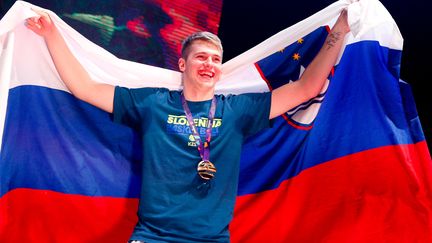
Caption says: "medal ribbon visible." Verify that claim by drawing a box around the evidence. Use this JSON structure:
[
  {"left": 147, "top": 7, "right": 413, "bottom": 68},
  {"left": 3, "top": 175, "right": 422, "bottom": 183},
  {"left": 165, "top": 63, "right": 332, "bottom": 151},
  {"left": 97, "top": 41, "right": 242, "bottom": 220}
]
[{"left": 181, "top": 93, "right": 216, "bottom": 162}]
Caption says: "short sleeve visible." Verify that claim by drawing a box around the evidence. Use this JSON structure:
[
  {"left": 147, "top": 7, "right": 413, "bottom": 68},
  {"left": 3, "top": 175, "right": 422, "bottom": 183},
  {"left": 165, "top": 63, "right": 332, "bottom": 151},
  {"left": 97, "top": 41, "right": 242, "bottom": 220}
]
[
  {"left": 229, "top": 92, "right": 272, "bottom": 136},
  {"left": 112, "top": 86, "right": 158, "bottom": 130}
]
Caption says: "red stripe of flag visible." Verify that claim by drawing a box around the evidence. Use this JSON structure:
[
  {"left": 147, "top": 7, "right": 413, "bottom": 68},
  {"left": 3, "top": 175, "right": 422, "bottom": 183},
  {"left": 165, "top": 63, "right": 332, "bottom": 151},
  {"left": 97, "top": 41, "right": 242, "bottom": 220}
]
[{"left": 230, "top": 141, "right": 432, "bottom": 242}]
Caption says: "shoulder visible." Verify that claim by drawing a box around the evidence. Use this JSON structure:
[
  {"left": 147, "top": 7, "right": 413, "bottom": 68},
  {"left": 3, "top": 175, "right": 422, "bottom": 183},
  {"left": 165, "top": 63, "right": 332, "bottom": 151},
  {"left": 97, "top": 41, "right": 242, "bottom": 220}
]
[
  {"left": 218, "top": 92, "right": 271, "bottom": 104},
  {"left": 114, "top": 87, "right": 179, "bottom": 109},
  {"left": 116, "top": 86, "right": 170, "bottom": 95},
  {"left": 115, "top": 86, "right": 176, "bottom": 100}
]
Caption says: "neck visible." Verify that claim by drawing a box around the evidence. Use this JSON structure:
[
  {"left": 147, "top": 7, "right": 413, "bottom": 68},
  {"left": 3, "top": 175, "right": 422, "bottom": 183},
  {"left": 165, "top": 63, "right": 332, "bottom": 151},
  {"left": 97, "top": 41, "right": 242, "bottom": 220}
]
[{"left": 183, "top": 84, "right": 215, "bottom": 101}]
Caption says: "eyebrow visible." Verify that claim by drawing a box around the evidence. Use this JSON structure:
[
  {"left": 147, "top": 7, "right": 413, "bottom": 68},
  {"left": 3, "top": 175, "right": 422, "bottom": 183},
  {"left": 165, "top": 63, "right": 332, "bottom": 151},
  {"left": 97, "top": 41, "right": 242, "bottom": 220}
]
[{"left": 193, "top": 52, "right": 221, "bottom": 58}]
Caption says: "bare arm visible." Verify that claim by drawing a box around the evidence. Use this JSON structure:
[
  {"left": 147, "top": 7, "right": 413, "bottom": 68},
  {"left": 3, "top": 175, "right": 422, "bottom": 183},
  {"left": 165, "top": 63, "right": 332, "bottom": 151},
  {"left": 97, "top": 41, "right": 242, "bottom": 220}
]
[
  {"left": 26, "top": 10, "right": 115, "bottom": 113},
  {"left": 269, "top": 10, "right": 350, "bottom": 119}
]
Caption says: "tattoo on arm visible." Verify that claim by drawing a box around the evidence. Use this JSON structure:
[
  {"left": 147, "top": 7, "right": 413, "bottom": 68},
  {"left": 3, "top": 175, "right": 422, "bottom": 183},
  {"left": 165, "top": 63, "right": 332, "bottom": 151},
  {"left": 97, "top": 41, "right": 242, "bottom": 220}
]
[{"left": 326, "top": 31, "right": 342, "bottom": 50}]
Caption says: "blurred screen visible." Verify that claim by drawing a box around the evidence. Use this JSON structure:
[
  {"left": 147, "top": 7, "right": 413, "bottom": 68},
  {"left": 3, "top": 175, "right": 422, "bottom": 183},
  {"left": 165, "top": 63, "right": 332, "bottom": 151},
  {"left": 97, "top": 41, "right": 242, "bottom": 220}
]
[{"left": 1, "top": 0, "right": 222, "bottom": 70}]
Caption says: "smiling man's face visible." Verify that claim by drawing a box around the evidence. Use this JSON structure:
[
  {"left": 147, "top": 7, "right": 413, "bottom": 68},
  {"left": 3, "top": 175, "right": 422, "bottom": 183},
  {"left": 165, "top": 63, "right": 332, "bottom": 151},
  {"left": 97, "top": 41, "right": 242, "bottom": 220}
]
[{"left": 179, "top": 40, "right": 222, "bottom": 92}]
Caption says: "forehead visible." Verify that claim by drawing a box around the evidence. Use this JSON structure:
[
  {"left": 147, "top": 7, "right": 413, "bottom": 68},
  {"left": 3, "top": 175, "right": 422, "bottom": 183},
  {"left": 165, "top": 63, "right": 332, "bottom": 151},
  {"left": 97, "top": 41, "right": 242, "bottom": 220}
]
[{"left": 187, "top": 40, "right": 222, "bottom": 57}]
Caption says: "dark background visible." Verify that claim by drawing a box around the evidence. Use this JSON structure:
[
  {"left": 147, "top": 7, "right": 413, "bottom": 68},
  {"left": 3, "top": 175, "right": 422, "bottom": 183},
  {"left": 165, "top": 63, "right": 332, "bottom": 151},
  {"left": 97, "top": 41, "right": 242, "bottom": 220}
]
[
  {"left": 219, "top": 0, "right": 430, "bottom": 152},
  {"left": 1, "top": 0, "right": 430, "bottom": 152}
]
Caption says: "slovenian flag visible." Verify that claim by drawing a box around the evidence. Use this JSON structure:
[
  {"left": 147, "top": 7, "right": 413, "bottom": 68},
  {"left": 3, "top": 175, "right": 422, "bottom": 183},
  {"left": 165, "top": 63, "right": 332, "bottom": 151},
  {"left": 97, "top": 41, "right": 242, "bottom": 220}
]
[{"left": 1, "top": 0, "right": 431, "bottom": 242}]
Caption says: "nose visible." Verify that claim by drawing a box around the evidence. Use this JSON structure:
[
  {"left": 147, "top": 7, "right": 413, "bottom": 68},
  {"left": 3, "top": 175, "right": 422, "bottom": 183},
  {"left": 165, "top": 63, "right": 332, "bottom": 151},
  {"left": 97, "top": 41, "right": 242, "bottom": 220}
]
[{"left": 203, "top": 57, "right": 213, "bottom": 66}]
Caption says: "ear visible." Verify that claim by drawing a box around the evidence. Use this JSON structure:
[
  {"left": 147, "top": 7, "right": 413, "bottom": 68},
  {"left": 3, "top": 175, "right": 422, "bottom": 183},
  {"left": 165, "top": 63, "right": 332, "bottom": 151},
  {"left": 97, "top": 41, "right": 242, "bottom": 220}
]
[{"left": 178, "top": 58, "right": 186, "bottom": 72}]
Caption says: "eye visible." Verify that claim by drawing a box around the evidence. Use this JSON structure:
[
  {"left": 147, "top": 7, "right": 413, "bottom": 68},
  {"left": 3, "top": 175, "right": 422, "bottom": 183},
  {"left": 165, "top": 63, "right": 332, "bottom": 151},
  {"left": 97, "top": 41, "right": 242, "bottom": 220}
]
[
  {"left": 213, "top": 57, "right": 221, "bottom": 63},
  {"left": 196, "top": 55, "right": 206, "bottom": 60}
]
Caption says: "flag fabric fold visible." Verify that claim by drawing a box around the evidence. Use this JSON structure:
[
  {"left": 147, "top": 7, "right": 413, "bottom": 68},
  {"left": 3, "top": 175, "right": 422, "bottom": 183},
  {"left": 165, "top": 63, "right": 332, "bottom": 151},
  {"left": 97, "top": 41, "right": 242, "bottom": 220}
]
[{"left": 1, "top": 0, "right": 431, "bottom": 242}]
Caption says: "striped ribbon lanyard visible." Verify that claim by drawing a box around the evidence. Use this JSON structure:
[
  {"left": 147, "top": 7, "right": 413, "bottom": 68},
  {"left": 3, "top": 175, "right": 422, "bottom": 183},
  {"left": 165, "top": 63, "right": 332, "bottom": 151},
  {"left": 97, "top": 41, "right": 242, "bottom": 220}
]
[{"left": 181, "top": 93, "right": 217, "bottom": 180}]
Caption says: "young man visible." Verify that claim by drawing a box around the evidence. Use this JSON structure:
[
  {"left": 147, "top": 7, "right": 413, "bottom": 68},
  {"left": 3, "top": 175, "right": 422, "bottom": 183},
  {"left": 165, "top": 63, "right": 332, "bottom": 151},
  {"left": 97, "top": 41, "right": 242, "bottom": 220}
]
[{"left": 26, "top": 9, "right": 349, "bottom": 243}]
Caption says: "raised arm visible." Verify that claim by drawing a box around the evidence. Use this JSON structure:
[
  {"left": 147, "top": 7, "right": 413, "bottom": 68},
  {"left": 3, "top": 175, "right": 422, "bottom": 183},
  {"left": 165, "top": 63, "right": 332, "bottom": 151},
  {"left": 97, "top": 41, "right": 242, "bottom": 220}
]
[
  {"left": 26, "top": 10, "right": 115, "bottom": 113},
  {"left": 269, "top": 10, "right": 350, "bottom": 119}
]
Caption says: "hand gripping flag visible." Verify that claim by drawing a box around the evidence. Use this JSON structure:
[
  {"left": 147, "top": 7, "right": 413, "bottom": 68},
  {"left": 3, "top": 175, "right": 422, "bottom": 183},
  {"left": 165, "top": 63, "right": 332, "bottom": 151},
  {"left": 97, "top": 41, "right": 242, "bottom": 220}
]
[{"left": 1, "top": 0, "right": 431, "bottom": 242}]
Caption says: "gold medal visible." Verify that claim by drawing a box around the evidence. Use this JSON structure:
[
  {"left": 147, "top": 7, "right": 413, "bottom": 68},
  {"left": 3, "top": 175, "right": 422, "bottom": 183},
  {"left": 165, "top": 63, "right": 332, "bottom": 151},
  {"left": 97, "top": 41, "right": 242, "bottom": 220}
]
[{"left": 197, "top": 160, "right": 217, "bottom": 180}]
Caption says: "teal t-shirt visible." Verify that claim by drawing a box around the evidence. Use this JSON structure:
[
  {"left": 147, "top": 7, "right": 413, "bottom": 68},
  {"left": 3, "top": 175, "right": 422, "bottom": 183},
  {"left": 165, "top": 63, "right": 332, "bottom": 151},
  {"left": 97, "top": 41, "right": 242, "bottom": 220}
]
[{"left": 113, "top": 87, "right": 272, "bottom": 242}]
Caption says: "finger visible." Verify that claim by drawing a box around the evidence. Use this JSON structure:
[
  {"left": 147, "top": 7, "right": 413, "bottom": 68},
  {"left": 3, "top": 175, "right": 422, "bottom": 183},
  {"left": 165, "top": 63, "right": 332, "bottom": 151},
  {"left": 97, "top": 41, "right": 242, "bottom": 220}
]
[
  {"left": 25, "top": 18, "right": 33, "bottom": 26},
  {"left": 25, "top": 17, "right": 41, "bottom": 30},
  {"left": 26, "top": 17, "right": 38, "bottom": 26},
  {"left": 340, "top": 8, "right": 347, "bottom": 15},
  {"left": 27, "top": 8, "right": 49, "bottom": 26},
  {"left": 25, "top": 19, "right": 42, "bottom": 30},
  {"left": 31, "top": 8, "right": 51, "bottom": 20},
  {"left": 25, "top": 21, "right": 39, "bottom": 32},
  {"left": 25, "top": 18, "right": 36, "bottom": 27},
  {"left": 25, "top": 16, "right": 38, "bottom": 24},
  {"left": 31, "top": 16, "right": 41, "bottom": 23},
  {"left": 38, "top": 15, "right": 52, "bottom": 26}
]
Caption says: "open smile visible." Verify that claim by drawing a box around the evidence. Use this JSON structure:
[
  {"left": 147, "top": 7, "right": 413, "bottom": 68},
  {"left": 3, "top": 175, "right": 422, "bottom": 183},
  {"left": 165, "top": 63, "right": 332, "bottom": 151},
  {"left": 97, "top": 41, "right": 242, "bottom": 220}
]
[{"left": 198, "top": 70, "right": 215, "bottom": 78}]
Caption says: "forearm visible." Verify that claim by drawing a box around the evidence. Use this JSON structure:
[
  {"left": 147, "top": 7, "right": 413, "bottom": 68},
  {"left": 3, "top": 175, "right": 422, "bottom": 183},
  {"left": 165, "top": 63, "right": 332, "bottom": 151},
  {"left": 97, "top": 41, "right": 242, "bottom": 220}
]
[
  {"left": 298, "top": 25, "right": 347, "bottom": 97},
  {"left": 269, "top": 10, "right": 349, "bottom": 119},
  {"left": 45, "top": 28, "right": 95, "bottom": 99},
  {"left": 43, "top": 26, "right": 114, "bottom": 112},
  {"left": 27, "top": 10, "right": 118, "bottom": 113}
]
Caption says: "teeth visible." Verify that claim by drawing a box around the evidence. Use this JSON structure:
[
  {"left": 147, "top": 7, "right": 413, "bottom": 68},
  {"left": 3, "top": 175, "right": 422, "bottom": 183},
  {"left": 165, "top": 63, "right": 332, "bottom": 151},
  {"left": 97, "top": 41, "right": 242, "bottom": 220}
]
[{"left": 199, "top": 71, "right": 214, "bottom": 77}]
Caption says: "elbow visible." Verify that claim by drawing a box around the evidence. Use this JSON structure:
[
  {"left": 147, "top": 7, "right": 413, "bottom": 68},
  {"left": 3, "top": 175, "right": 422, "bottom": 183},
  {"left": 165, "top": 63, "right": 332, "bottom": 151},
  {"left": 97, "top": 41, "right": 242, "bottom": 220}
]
[
  {"left": 301, "top": 77, "right": 327, "bottom": 100},
  {"left": 308, "top": 86, "right": 323, "bottom": 99},
  {"left": 71, "top": 88, "right": 92, "bottom": 104}
]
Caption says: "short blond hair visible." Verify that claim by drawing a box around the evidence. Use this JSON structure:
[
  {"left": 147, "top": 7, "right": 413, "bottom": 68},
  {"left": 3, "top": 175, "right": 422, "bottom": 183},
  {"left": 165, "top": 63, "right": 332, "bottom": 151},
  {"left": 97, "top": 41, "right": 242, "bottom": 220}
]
[{"left": 181, "top": 31, "right": 223, "bottom": 59}]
